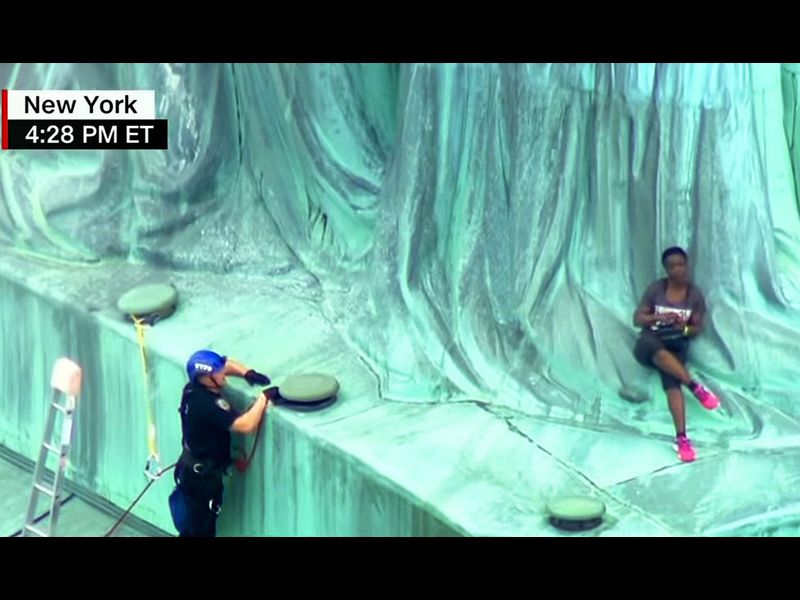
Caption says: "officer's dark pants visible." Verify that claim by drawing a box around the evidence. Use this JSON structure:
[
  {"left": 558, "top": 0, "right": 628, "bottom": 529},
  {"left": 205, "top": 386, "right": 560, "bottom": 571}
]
[{"left": 173, "top": 463, "right": 224, "bottom": 537}]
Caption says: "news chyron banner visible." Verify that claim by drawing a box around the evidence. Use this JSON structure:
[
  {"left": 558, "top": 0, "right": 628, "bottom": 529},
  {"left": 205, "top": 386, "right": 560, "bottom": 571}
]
[{"left": 1, "top": 90, "right": 168, "bottom": 150}]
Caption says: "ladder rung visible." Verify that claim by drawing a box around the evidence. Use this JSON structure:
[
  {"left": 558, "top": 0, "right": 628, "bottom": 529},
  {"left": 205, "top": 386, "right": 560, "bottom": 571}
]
[
  {"left": 43, "top": 443, "right": 60, "bottom": 454},
  {"left": 34, "top": 483, "right": 55, "bottom": 496},
  {"left": 24, "top": 525, "right": 48, "bottom": 537}
]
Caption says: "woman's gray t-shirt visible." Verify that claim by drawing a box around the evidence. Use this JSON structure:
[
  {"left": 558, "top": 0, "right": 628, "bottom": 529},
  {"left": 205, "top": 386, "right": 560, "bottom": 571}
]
[{"left": 637, "top": 278, "right": 706, "bottom": 332}]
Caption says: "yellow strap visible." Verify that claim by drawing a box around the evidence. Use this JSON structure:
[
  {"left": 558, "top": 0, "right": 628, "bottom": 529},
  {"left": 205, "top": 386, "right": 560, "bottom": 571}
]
[{"left": 132, "top": 316, "right": 159, "bottom": 463}]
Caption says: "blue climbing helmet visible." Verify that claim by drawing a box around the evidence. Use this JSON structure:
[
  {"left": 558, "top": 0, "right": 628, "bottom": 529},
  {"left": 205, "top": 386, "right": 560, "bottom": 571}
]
[{"left": 186, "top": 350, "right": 227, "bottom": 381}]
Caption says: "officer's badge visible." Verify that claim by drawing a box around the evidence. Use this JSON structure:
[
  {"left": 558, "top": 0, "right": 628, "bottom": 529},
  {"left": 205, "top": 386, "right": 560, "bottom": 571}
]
[{"left": 215, "top": 398, "right": 231, "bottom": 412}]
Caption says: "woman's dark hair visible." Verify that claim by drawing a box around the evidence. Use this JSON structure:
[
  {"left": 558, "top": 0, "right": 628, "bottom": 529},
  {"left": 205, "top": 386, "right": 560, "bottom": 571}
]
[{"left": 661, "top": 246, "right": 688, "bottom": 267}]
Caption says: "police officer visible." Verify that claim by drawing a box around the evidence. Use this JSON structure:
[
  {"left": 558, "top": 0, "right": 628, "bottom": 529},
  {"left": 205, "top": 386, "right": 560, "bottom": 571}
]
[{"left": 170, "top": 349, "right": 272, "bottom": 537}]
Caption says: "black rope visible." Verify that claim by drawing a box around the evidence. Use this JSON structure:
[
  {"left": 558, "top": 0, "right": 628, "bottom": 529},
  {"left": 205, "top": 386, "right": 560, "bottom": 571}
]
[
  {"left": 235, "top": 402, "right": 268, "bottom": 472},
  {"left": 104, "top": 463, "right": 176, "bottom": 537}
]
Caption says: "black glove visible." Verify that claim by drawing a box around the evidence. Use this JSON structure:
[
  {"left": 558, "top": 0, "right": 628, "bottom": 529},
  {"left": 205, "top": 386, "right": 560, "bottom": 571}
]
[
  {"left": 263, "top": 386, "right": 281, "bottom": 401},
  {"left": 244, "top": 369, "right": 271, "bottom": 385}
]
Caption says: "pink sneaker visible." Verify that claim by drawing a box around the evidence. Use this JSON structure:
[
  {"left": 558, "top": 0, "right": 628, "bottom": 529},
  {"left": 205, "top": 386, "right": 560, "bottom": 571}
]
[
  {"left": 690, "top": 382, "right": 720, "bottom": 410},
  {"left": 675, "top": 435, "right": 696, "bottom": 462}
]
